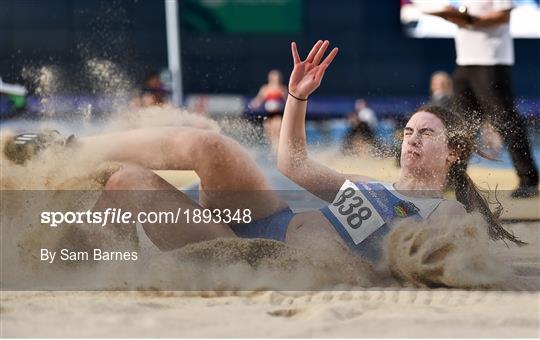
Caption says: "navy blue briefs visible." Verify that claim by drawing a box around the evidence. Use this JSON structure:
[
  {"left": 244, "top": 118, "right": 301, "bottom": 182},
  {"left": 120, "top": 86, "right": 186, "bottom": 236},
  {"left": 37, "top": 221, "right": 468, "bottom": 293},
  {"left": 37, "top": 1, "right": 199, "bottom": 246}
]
[{"left": 232, "top": 207, "right": 295, "bottom": 242}]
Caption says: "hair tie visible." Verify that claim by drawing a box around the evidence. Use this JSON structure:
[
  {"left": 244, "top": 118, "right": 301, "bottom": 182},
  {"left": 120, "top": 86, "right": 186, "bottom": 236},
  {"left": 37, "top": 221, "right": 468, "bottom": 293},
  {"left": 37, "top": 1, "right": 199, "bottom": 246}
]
[{"left": 288, "top": 91, "right": 308, "bottom": 101}]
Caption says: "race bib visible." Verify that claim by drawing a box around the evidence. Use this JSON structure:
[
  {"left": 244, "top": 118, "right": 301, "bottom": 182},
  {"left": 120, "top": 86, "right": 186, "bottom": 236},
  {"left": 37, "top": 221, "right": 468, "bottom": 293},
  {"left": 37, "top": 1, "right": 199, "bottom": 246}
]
[{"left": 327, "top": 180, "right": 385, "bottom": 245}]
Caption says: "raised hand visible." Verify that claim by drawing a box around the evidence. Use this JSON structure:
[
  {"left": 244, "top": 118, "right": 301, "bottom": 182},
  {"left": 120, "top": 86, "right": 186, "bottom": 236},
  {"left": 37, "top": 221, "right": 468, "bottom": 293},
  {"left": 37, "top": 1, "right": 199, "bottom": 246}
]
[{"left": 288, "top": 40, "right": 338, "bottom": 100}]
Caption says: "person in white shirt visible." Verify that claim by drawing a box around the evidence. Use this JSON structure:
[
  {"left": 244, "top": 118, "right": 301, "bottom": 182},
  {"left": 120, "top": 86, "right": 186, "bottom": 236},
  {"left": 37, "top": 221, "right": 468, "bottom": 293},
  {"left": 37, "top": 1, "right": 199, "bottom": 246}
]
[{"left": 430, "top": 0, "right": 538, "bottom": 198}]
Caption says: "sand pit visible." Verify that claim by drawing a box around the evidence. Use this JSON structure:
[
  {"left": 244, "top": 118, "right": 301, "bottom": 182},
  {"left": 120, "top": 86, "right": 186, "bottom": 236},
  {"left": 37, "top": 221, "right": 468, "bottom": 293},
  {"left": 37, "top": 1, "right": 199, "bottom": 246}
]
[
  {"left": 1, "top": 217, "right": 539, "bottom": 337},
  {"left": 1, "top": 115, "right": 539, "bottom": 337},
  {"left": 1, "top": 171, "right": 538, "bottom": 337},
  {"left": 1, "top": 284, "right": 539, "bottom": 337}
]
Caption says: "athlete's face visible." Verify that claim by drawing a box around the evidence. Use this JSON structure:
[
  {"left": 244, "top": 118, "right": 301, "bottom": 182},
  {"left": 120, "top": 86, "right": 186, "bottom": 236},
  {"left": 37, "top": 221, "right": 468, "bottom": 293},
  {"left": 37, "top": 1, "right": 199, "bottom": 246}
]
[{"left": 400, "top": 111, "right": 456, "bottom": 176}]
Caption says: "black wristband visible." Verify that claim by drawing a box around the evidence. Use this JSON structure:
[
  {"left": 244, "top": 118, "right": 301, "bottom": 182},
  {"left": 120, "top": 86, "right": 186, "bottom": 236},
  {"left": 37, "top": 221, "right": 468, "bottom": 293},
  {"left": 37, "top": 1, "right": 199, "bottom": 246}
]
[{"left": 288, "top": 91, "right": 308, "bottom": 101}]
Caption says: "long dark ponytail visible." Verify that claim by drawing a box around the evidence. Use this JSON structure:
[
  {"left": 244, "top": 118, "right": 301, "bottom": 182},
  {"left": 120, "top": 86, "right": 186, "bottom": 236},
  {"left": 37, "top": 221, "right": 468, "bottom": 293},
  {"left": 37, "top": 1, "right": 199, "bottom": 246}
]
[{"left": 416, "top": 105, "right": 524, "bottom": 245}]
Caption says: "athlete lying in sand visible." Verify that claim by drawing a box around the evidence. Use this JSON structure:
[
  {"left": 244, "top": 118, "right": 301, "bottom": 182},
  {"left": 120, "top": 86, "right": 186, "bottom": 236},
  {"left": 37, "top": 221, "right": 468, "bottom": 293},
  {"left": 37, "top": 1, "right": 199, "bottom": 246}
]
[{"left": 6, "top": 40, "right": 522, "bottom": 267}]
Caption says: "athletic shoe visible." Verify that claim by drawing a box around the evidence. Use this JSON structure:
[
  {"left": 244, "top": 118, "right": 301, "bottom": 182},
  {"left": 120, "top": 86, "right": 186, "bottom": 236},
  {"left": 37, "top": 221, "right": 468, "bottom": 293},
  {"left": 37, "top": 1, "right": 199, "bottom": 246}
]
[
  {"left": 510, "top": 185, "right": 539, "bottom": 199},
  {"left": 3, "top": 130, "right": 76, "bottom": 164}
]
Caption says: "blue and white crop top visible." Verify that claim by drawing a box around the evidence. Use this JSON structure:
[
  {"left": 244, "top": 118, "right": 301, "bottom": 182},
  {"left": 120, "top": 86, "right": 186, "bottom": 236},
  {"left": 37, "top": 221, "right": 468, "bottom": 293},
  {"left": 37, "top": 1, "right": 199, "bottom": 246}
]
[{"left": 320, "top": 180, "right": 444, "bottom": 264}]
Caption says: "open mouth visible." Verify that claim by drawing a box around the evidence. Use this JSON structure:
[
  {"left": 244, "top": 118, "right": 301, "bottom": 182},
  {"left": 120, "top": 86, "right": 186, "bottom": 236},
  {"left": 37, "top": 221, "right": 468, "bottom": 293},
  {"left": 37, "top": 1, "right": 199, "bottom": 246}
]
[{"left": 406, "top": 150, "right": 421, "bottom": 158}]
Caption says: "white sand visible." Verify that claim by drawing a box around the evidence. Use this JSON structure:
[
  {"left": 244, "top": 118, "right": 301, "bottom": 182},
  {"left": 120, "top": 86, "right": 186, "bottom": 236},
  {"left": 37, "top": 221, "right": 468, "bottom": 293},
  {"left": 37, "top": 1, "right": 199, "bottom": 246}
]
[
  {"left": 1, "top": 289, "right": 538, "bottom": 337},
  {"left": 2, "top": 220, "right": 538, "bottom": 338},
  {"left": 2, "top": 124, "right": 539, "bottom": 337}
]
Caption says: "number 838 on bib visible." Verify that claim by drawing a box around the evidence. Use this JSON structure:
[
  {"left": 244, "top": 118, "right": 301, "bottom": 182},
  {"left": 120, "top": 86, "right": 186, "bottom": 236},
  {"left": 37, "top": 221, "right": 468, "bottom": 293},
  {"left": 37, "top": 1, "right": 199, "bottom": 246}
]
[{"left": 327, "top": 180, "right": 386, "bottom": 245}]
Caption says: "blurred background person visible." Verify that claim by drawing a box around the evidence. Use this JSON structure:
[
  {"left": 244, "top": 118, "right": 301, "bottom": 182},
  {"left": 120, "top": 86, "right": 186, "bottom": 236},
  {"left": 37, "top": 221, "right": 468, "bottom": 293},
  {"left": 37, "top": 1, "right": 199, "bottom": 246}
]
[
  {"left": 342, "top": 99, "right": 378, "bottom": 155},
  {"left": 132, "top": 71, "right": 170, "bottom": 108},
  {"left": 429, "top": 71, "right": 453, "bottom": 107},
  {"left": 248, "top": 70, "right": 287, "bottom": 152},
  {"left": 354, "top": 98, "right": 378, "bottom": 131},
  {"left": 430, "top": 0, "right": 538, "bottom": 198}
]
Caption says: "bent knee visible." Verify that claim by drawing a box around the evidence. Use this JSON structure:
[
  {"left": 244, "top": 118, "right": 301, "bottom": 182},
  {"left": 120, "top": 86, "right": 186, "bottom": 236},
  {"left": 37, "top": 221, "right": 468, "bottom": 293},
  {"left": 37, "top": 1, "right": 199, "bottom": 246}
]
[
  {"left": 192, "top": 131, "right": 241, "bottom": 165},
  {"left": 104, "top": 165, "right": 154, "bottom": 190}
]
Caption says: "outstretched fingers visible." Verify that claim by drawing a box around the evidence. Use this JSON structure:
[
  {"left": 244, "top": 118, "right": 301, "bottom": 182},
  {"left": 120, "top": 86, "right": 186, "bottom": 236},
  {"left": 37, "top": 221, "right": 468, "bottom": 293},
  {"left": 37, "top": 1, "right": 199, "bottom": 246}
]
[
  {"left": 322, "top": 47, "right": 339, "bottom": 66},
  {"left": 312, "top": 40, "right": 329, "bottom": 65},
  {"left": 305, "top": 40, "right": 323, "bottom": 63},
  {"left": 314, "top": 48, "right": 338, "bottom": 81},
  {"left": 291, "top": 42, "right": 301, "bottom": 64}
]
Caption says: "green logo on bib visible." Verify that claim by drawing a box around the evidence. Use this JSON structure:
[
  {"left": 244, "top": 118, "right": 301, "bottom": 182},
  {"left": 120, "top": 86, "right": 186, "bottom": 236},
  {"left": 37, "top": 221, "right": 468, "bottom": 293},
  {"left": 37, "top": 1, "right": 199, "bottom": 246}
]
[{"left": 394, "top": 202, "right": 418, "bottom": 218}]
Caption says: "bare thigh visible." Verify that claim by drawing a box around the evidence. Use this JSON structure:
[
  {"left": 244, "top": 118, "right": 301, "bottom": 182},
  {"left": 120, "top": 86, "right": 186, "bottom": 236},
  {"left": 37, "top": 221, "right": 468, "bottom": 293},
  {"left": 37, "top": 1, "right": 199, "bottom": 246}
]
[
  {"left": 100, "top": 165, "right": 236, "bottom": 250},
  {"left": 83, "top": 126, "right": 287, "bottom": 220}
]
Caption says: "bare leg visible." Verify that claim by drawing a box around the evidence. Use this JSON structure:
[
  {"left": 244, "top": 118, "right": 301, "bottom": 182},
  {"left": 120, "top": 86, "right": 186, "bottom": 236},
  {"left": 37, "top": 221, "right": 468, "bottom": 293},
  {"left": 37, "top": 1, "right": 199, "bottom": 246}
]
[
  {"left": 82, "top": 127, "right": 286, "bottom": 219},
  {"left": 99, "top": 164, "right": 236, "bottom": 251}
]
